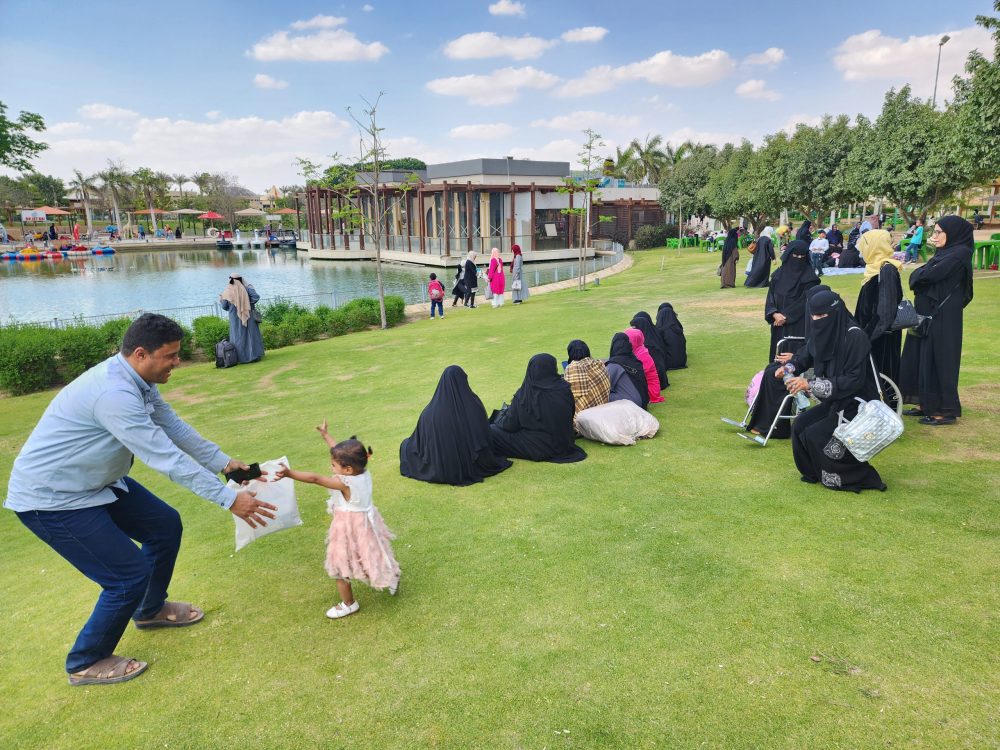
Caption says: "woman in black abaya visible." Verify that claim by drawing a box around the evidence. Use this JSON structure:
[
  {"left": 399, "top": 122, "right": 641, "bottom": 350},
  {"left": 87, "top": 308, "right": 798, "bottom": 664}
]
[
  {"left": 607, "top": 333, "right": 649, "bottom": 409},
  {"left": 898, "top": 215, "right": 975, "bottom": 425},
  {"left": 764, "top": 240, "right": 820, "bottom": 360},
  {"left": 654, "top": 302, "right": 687, "bottom": 370},
  {"left": 783, "top": 289, "right": 886, "bottom": 492},
  {"left": 630, "top": 312, "right": 668, "bottom": 388},
  {"left": 855, "top": 230, "right": 903, "bottom": 402},
  {"left": 490, "top": 354, "right": 587, "bottom": 463},
  {"left": 745, "top": 226, "right": 775, "bottom": 288},
  {"left": 795, "top": 220, "right": 813, "bottom": 243},
  {"left": 745, "top": 285, "right": 829, "bottom": 438},
  {"left": 400, "top": 365, "right": 513, "bottom": 485},
  {"left": 719, "top": 228, "right": 740, "bottom": 288}
]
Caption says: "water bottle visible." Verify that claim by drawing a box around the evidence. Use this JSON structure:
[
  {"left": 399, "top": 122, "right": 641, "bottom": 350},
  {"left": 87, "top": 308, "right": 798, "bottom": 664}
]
[{"left": 783, "top": 372, "right": 812, "bottom": 411}]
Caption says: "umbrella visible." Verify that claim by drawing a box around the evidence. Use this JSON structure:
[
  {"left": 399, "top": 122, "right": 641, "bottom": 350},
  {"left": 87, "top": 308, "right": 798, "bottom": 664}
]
[
  {"left": 234, "top": 208, "right": 266, "bottom": 216},
  {"left": 198, "top": 211, "right": 225, "bottom": 237},
  {"left": 34, "top": 205, "right": 71, "bottom": 215},
  {"left": 134, "top": 208, "right": 168, "bottom": 215},
  {"left": 273, "top": 207, "right": 298, "bottom": 214},
  {"left": 167, "top": 207, "right": 205, "bottom": 232}
]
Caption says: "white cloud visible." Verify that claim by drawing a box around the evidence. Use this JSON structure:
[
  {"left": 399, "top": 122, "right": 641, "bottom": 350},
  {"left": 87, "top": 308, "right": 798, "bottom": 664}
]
[
  {"left": 289, "top": 15, "right": 346, "bottom": 30},
  {"left": 249, "top": 28, "right": 388, "bottom": 62},
  {"left": 489, "top": 0, "right": 525, "bottom": 16},
  {"left": 561, "top": 26, "right": 608, "bottom": 43},
  {"left": 780, "top": 113, "right": 823, "bottom": 135},
  {"left": 559, "top": 48, "right": 736, "bottom": 97},
  {"left": 26, "top": 111, "right": 353, "bottom": 191},
  {"left": 735, "top": 79, "right": 780, "bottom": 101},
  {"left": 833, "top": 26, "right": 993, "bottom": 97},
  {"left": 205, "top": 110, "right": 221, "bottom": 119},
  {"left": 449, "top": 123, "right": 515, "bottom": 139},
  {"left": 362, "top": 4, "right": 374, "bottom": 11},
  {"left": 427, "top": 66, "right": 558, "bottom": 105},
  {"left": 744, "top": 47, "right": 785, "bottom": 67},
  {"left": 530, "top": 110, "right": 639, "bottom": 131},
  {"left": 443, "top": 32, "right": 555, "bottom": 60},
  {"left": 78, "top": 103, "right": 139, "bottom": 120},
  {"left": 254, "top": 74, "right": 289, "bottom": 90},
  {"left": 47, "top": 122, "right": 91, "bottom": 136}
]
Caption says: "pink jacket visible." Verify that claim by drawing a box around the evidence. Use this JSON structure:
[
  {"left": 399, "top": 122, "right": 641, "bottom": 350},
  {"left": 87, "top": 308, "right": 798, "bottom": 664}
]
[
  {"left": 488, "top": 257, "right": 506, "bottom": 294},
  {"left": 624, "top": 328, "right": 664, "bottom": 403}
]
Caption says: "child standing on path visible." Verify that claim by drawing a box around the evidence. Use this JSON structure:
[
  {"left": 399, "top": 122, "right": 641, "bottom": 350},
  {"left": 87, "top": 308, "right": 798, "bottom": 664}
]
[
  {"left": 273, "top": 420, "right": 400, "bottom": 619},
  {"left": 428, "top": 273, "right": 445, "bottom": 319}
]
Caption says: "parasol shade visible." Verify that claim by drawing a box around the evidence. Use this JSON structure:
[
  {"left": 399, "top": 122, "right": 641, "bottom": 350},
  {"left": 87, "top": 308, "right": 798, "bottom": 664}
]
[
  {"left": 273, "top": 207, "right": 298, "bottom": 214},
  {"left": 198, "top": 211, "right": 224, "bottom": 219},
  {"left": 134, "top": 208, "right": 168, "bottom": 215},
  {"left": 34, "top": 206, "right": 71, "bottom": 215},
  {"left": 234, "top": 208, "right": 266, "bottom": 216}
]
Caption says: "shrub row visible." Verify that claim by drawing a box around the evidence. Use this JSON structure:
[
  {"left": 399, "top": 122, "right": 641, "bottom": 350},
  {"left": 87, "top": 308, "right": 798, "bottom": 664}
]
[
  {"left": 1, "top": 296, "right": 407, "bottom": 396},
  {"left": 0, "top": 318, "right": 193, "bottom": 397}
]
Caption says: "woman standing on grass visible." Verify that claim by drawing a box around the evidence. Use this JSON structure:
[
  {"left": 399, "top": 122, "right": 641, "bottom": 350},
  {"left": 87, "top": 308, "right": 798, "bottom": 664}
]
[
  {"left": 719, "top": 228, "right": 740, "bottom": 288},
  {"left": 898, "top": 215, "right": 975, "bottom": 426},
  {"left": 764, "top": 241, "right": 819, "bottom": 360},
  {"left": 782, "top": 289, "right": 886, "bottom": 492},
  {"left": 855, "top": 230, "right": 903, "bottom": 399},
  {"left": 487, "top": 247, "right": 505, "bottom": 308},
  {"left": 745, "top": 226, "right": 776, "bottom": 288},
  {"left": 219, "top": 274, "right": 264, "bottom": 363},
  {"left": 510, "top": 244, "right": 529, "bottom": 304}
]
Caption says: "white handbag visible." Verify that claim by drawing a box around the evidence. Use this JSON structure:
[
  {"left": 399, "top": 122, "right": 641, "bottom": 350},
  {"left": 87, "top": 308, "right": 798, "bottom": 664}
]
[
  {"left": 832, "top": 397, "right": 903, "bottom": 462},
  {"left": 512, "top": 279, "right": 522, "bottom": 290}
]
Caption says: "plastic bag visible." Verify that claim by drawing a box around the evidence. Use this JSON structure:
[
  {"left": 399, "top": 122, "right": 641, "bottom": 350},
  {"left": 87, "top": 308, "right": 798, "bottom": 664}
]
[
  {"left": 232, "top": 456, "right": 304, "bottom": 551},
  {"left": 574, "top": 400, "right": 660, "bottom": 446},
  {"left": 832, "top": 399, "right": 903, "bottom": 462}
]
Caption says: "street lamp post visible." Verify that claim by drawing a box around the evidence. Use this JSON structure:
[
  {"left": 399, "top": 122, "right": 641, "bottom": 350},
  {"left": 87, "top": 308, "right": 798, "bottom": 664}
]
[{"left": 932, "top": 34, "right": 951, "bottom": 108}]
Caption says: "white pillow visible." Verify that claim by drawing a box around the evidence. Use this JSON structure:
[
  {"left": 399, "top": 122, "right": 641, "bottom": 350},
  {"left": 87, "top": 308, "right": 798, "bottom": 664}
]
[
  {"left": 231, "top": 456, "right": 304, "bottom": 551},
  {"left": 575, "top": 401, "right": 660, "bottom": 446}
]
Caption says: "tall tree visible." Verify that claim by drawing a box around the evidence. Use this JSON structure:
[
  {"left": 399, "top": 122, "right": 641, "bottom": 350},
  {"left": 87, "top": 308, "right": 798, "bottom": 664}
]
[
  {"left": 659, "top": 144, "right": 720, "bottom": 220},
  {"left": 951, "top": 0, "right": 1000, "bottom": 183},
  {"left": 170, "top": 173, "right": 189, "bottom": 202},
  {"left": 68, "top": 169, "right": 97, "bottom": 236},
  {"left": 629, "top": 134, "right": 673, "bottom": 184},
  {"left": 0, "top": 101, "right": 47, "bottom": 172},
  {"left": 132, "top": 167, "right": 162, "bottom": 232},
  {"left": 98, "top": 161, "right": 132, "bottom": 234}
]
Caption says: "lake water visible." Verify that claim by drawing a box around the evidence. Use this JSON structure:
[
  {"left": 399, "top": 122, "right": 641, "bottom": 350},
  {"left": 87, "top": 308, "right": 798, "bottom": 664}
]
[{"left": 0, "top": 247, "right": 618, "bottom": 326}]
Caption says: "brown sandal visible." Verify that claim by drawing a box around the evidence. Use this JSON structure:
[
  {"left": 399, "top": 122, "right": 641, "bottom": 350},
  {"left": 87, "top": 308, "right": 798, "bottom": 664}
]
[
  {"left": 134, "top": 601, "right": 204, "bottom": 629},
  {"left": 68, "top": 655, "right": 148, "bottom": 686}
]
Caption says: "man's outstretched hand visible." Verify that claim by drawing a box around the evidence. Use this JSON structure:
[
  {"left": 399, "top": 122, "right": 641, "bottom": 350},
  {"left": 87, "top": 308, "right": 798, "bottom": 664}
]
[{"left": 230, "top": 490, "right": 277, "bottom": 528}]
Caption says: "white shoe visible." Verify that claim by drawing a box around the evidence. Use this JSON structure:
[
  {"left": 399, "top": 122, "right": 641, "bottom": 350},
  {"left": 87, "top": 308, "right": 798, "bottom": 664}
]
[{"left": 326, "top": 601, "right": 360, "bottom": 619}]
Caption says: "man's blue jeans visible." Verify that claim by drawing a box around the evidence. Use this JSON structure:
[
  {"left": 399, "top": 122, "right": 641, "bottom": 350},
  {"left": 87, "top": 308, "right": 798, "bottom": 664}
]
[
  {"left": 15, "top": 478, "right": 182, "bottom": 673},
  {"left": 430, "top": 299, "right": 443, "bottom": 317},
  {"left": 810, "top": 252, "right": 825, "bottom": 274}
]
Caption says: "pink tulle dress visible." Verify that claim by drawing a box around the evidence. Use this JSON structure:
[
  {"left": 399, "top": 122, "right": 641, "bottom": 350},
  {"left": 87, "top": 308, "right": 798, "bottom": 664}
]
[{"left": 325, "top": 472, "right": 401, "bottom": 591}]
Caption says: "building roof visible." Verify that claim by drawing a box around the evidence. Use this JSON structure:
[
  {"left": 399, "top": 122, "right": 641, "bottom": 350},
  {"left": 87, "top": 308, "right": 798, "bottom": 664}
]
[{"left": 427, "top": 158, "right": 569, "bottom": 180}]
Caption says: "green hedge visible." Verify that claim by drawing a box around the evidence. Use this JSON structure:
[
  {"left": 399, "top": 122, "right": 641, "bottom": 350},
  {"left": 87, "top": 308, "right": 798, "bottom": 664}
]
[
  {"left": 0, "top": 325, "right": 63, "bottom": 396},
  {"left": 192, "top": 316, "right": 230, "bottom": 352},
  {"left": 634, "top": 225, "right": 671, "bottom": 250}
]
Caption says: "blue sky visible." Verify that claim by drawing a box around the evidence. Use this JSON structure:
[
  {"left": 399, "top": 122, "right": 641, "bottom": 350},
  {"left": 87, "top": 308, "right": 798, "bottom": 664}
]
[{"left": 0, "top": 0, "right": 993, "bottom": 191}]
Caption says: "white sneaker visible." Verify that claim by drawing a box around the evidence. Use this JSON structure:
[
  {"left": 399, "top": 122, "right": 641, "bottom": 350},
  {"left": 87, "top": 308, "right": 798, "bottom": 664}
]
[{"left": 326, "top": 601, "right": 360, "bottom": 619}]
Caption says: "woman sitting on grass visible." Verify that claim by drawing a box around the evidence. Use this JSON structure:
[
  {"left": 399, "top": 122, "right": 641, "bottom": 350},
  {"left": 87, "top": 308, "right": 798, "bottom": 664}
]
[
  {"left": 490, "top": 354, "right": 586, "bottom": 463},
  {"left": 399, "top": 365, "right": 512, "bottom": 486},
  {"left": 781, "top": 290, "right": 887, "bottom": 492},
  {"left": 623, "top": 328, "right": 664, "bottom": 405},
  {"left": 607, "top": 332, "right": 648, "bottom": 409},
  {"left": 273, "top": 422, "right": 400, "bottom": 619},
  {"left": 564, "top": 340, "right": 611, "bottom": 415}
]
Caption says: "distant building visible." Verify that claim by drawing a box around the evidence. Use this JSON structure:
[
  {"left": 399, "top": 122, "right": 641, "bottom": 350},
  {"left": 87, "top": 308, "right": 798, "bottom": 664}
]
[{"left": 304, "top": 158, "right": 665, "bottom": 255}]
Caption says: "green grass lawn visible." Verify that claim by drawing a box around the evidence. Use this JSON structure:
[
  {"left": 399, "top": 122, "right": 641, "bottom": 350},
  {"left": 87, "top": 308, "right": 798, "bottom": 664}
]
[{"left": 1, "top": 249, "right": 997, "bottom": 749}]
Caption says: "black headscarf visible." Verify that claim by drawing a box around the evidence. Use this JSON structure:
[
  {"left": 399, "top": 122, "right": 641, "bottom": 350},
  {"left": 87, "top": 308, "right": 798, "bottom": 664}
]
[
  {"left": 399, "top": 365, "right": 512, "bottom": 486},
  {"left": 567, "top": 339, "right": 591, "bottom": 362},
  {"left": 920, "top": 214, "right": 975, "bottom": 306},
  {"left": 500, "top": 354, "right": 583, "bottom": 461},
  {"left": 806, "top": 289, "right": 856, "bottom": 377},
  {"left": 608, "top": 332, "right": 649, "bottom": 408},
  {"left": 655, "top": 302, "right": 687, "bottom": 370},
  {"left": 795, "top": 220, "right": 813, "bottom": 242},
  {"left": 630, "top": 312, "right": 668, "bottom": 388},
  {"left": 804, "top": 284, "right": 832, "bottom": 339},
  {"left": 773, "top": 240, "right": 818, "bottom": 298},
  {"left": 721, "top": 228, "right": 739, "bottom": 264}
]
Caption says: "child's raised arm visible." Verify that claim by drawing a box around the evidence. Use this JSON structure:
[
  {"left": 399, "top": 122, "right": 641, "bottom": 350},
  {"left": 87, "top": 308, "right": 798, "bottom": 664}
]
[
  {"left": 272, "top": 463, "right": 348, "bottom": 493},
  {"left": 315, "top": 418, "right": 337, "bottom": 449}
]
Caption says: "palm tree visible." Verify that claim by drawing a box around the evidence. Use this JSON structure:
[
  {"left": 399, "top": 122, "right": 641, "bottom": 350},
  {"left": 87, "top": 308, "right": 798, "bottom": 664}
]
[
  {"left": 68, "top": 169, "right": 98, "bottom": 237},
  {"left": 170, "top": 173, "right": 189, "bottom": 203},
  {"left": 98, "top": 161, "right": 132, "bottom": 235},
  {"left": 192, "top": 172, "right": 213, "bottom": 196},
  {"left": 132, "top": 167, "right": 162, "bottom": 233},
  {"left": 629, "top": 134, "right": 673, "bottom": 185},
  {"left": 607, "top": 144, "right": 640, "bottom": 182}
]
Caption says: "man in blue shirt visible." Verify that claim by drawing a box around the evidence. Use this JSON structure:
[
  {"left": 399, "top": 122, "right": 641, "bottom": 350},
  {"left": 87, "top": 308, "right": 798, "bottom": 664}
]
[{"left": 5, "top": 313, "right": 277, "bottom": 686}]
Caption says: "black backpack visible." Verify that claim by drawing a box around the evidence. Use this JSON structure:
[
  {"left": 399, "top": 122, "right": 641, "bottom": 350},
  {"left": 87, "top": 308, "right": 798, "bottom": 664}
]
[{"left": 215, "top": 339, "right": 239, "bottom": 368}]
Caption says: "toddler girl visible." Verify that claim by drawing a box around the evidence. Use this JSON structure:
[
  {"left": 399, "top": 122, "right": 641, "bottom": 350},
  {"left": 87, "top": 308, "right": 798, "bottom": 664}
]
[{"left": 273, "top": 420, "right": 400, "bottom": 619}]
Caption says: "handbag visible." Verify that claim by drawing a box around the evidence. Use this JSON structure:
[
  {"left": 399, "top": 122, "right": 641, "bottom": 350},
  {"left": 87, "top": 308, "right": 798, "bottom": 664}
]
[
  {"left": 906, "top": 284, "right": 960, "bottom": 339},
  {"left": 747, "top": 241, "right": 758, "bottom": 255},
  {"left": 832, "top": 397, "right": 904, "bottom": 462},
  {"left": 890, "top": 299, "right": 920, "bottom": 332},
  {"left": 512, "top": 279, "right": 522, "bottom": 290}
]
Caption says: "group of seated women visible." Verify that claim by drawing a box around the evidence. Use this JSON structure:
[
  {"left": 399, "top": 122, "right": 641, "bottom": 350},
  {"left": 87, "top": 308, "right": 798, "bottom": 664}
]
[{"left": 399, "top": 302, "right": 688, "bottom": 486}]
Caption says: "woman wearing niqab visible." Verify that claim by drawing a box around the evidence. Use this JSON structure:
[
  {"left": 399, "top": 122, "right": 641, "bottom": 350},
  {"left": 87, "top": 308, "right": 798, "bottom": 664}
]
[
  {"left": 784, "top": 289, "right": 886, "bottom": 492},
  {"left": 490, "top": 354, "right": 587, "bottom": 463},
  {"left": 795, "top": 220, "right": 813, "bottom": 243},
  {"left": 219, "top": 273, "right": 265, "bottom": 363},
  {"left": 719, "top": 228, "right": 740, "bottom": 288},
  {"left": 898, "top": 215, "right": 975, "bottom": 424},
  {"left": 764, "top": 241, "right": 820, "bottom": 360},
  {"left": 607, "top": 333, "right": 649, "bottom": 409},
  {"left": 630, "top": 312, "right": 668, "bottom": 388},
  {"left": 399, "top": 365, "right": 513, "bottom": 485},
  {"left": 745, "top": 226, "right": 776, "bottom": 288},
  {"left": 855, "top": 230, "right": 903, "bottom": 396},
  {"left": 654, "top": 302, "right": 687, "bottom": 370}
]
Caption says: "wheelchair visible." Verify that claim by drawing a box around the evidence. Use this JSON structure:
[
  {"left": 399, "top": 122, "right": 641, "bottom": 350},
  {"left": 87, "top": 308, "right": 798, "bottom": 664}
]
[{"left": 721, "top": 336, "right": 903, "bottom": 446}]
